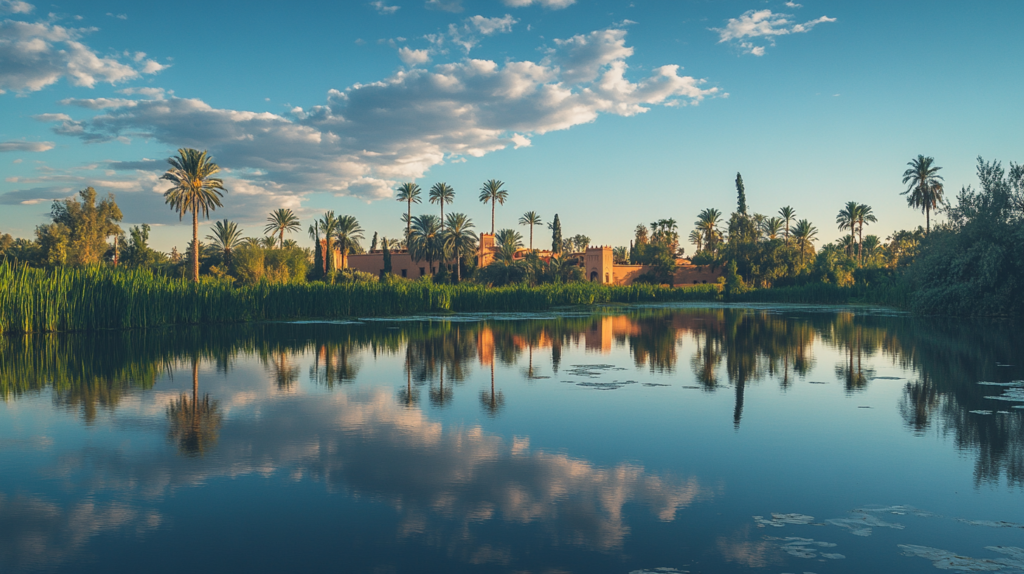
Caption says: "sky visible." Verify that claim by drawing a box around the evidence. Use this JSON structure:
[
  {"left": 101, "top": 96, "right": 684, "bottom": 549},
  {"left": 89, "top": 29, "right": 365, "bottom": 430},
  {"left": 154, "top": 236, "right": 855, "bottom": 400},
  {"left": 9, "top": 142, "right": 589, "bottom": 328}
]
[{"left": 1, "top": 0, "right": 1022, "bottom": 252}]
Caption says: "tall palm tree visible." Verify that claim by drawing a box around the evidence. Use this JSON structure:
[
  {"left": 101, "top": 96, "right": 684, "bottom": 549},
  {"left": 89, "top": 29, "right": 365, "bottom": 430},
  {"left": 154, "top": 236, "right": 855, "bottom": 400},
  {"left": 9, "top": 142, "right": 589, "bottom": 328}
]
[
  {"left": 478, "top": 179, "right": 509, "bottom": 235},
  {"left": 317, "top": 211, "right": 339, "bottom": 273},
  {"left": 307, "top": 223, "right": 320, "bottom": 271},
  {"left": 855, "top": 203, "right": 877, "bottom": 264},
  {"left": 518, "top": 211, "right": 542, "bottom": 250},
  {"left": 396, "top": 183, "right": 422, "bottom": 241},
  {"left": 443, "top": 212, "right": 476, "bottom": 282},
  {"left": 779, "top": 206, "right": 796, "bottom": 243},
  {"left": 792, "top": 219, "right": 818, "bottom": 266},
  {"left": 836, "top": 201, "right": 858, "bottom": 258},
  {"left": 902, "top": 155, "right": 944, "bottom": 234},
  {"left": 761, "top": 217, "right": 784, "bottom": 241},
  {"left": 205, "top": 219, "right": 244, "bottom": 267},
  {"left": 408, "top": 214, "right": 446, "bottom": 274},
  {"left": 334, "top": 215, "right": 364, "bottom": 269},
  {"left": 428, "top": 183, "right": 455, "bottom": 231},
  {"left": 162, "top": 149, "right": 227, "bottom": 282},
  {"left": 695, "top": 208, "right": 723, "bottom": 254},
  {"left": 264, "top": 208, "right": 301, "bottom": 249}
]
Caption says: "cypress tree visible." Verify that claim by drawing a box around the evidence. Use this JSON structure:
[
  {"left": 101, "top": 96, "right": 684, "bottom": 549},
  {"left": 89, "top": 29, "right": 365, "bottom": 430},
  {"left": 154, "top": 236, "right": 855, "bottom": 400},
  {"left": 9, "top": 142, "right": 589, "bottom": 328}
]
[
  {"left": 551, "top": 214, "right": 562, "bottom": 254},
  {"left": 735, "top": 172, "right": 747, "bottom": 215},
  {"left": 370, "top": 231, "right": 378, "bottom": 252},
  {"left": 382, "top": 237, "right": 392, "bottom": 274}
]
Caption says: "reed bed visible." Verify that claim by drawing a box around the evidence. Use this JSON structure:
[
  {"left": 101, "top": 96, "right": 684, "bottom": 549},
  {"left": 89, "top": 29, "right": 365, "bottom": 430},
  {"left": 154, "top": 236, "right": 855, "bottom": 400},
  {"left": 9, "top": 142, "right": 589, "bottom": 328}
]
[{"left": 0, "top": 262, "right": 723, "bottom": 334}]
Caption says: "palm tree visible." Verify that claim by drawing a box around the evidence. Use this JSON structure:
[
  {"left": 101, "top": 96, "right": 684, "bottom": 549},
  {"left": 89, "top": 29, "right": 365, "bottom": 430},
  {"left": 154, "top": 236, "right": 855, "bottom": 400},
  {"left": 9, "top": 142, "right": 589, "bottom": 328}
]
[
  {"left": 205, "top": 219, "right": 244, "bottom": 267},
  {"left": 264, "top": 208, "right": 301, "bottom": 249},
  {"left": 518, "top": 211, "right": 542, "bottom": 250},
  {"left": 307, "top": 223, "right": 320, "bottom": 272},
  {"left": 478, "top": 179, "right": 509, "bottom": 235},
  {"left": 428, "top": 183, "right": 455, "bottom": 231},
  {"left": 779, "top": 206, "right": 796, "bottom": 242},
  {"left": 902, "top": 155, "right": 944, "bottom": 234},
  {"left": 495, "top": 228, "right": 523, "bottom": 251},
  {"left": 317, "top": 211, "right": 339, "bottom": 273},
  {"left": 689, "top": 229, "right": 703, "bottom": 253},
  {"left": 696, "top": 208, "right": 723, "bottom": 254},
  {"left": 836, "top": 201, "right": 858, "bottom": 258},
  {"left": 855, "top": 203, "right": 877, "bottom": 264},
  {"left": 443, "top": 212, "right": 476, "bottom": 282},
  {"left": 396, "top": 183, "right": 422, "bottom": 241},
  {"left": 791, "top": 219, "right": 818, "bottom": 266},
  {"left": 334, "top": 215, "right": 364, "bottom": 269},
  {"left": 409, "top": 214, "right": 447, "bottom": 274},
  {"left": 761, "top": 217, "right": 784, "bottom": 241},
  {"left": 161, "top": 149, "right": 227, "bottom": 282}
]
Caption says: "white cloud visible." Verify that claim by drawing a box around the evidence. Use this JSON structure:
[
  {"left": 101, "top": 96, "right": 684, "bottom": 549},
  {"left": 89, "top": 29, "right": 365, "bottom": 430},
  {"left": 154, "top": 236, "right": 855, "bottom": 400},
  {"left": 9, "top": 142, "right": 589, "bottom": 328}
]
[
  {"left": 0, "top": 19, "right": 167, "bottom": 93},
  {"left": 397, "top": 46, "right": 430, "bottom": 66},
  {"left": 105, "top": 12, "right": 127, "bottom": 20},
  {"left": 0, "top": 140, "right": 53, "bottom": 152},
  {"left": 466, "top": 14, "right": 517, "bottom": 35},
  {"left": 32, "top": 28, "right": 718, "bottom": 205},
  {"left": 504, "top": 0, "right": 575, "bottom": 9},
  {"left": 785, "top": 1, "right": 802, "bottom": 7},
  {"left": 425, "top": 0, "right": 462, "bottom": 13},
  {"left": 713, "top": 9, "right": 835, "bottom": 56},
  {"left": 0, "top": 0, "right": 33, "bottom": 14},
  {"left": 369, "top": 0, "right": 399, "bottom": 14}
]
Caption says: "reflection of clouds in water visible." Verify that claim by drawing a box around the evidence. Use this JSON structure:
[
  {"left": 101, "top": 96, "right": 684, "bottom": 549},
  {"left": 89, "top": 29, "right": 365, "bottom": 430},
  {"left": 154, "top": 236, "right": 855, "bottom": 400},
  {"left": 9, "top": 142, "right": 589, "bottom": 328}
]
[
  {"left": 47, "top": 390, "right": 710, "bottom": 553},
  {"left": 0, "top": 494, "right": 161, "bottom": 572}
]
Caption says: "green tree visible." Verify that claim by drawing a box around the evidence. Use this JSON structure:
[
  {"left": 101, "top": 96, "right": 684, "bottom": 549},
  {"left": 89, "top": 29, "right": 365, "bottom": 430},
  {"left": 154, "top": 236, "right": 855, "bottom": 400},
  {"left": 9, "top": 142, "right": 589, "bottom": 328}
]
[
  {"left": 429, "top": 182, "right": 455, "bottom": 231},
  {"left": 836, "top": 201, "right": 859, "bottom": 258},
  {"left": 370, "top": 231, "right": 378, "bottom": 252},
  {"left": 688, "top": 229, "right": 702, "bottom": 252},
  {"left": 855, "top": 203, "right": 877, "bottom": 264},
  {"left": 779, "top": 206, "right": 796, "bottom": 242},
  {"left": 518, "top": 211, "right": 542, "bottom": 250},
  {"left": 307, "top": 223, "right": 322, "bottom": 278},
  {"left": 696, "top": 208, "right": 723, "bottom": 254},
  {"left": 382, "top": 236, "right": 392, "bottom": 275},
  {"left": 162, "top": 149, "right": 227, "bottom": 282},
  {"left": 205, "top": 219, "right": 244, "bottom": 269},
  {"left": 443, "top": 213, "right": 476, "bottom": 282},
  {"left": 792, "top": 219, "right": 818, "bottom": 266},
  {"left": 264, "top": 208, "right": 301, "bottom": 249},
  {"left": 762, "top": 217, "right": 784, "bottom": 240},
  {"left": 396, "top": 183, "right": 422, "bottom": 241},
  {"left": 409, "top": 214, "right": 446, "bottom": 274},
  {"left": 478, "top": 179, "right": 509, "bottom": 235},
  {"left": 35, "top": 222, "right": 70, "bottom": 267},
  {"left": 549, "top": 214, "right": 562, "bottom": 254},
  {"left": 316, "top": 211, "right": 339, "bottom": 274},
  {"left": 49, "top": 186, "right": 123, "bottom": 266},
  {"left": 334, "top": 215, "right": 364, "bottom": 269},
  {"left": 735, "top": 172, "right": 747, "bottom": 214},
  {"left": 902, "top": 155, "right": 945, "bottom": 234}
]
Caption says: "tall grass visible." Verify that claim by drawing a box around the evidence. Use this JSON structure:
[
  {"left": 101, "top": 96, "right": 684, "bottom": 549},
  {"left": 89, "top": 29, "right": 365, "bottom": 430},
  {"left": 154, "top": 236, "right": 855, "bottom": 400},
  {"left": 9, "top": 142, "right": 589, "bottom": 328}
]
[
  {"left": 0, "top": 262, "right": 722, "bottom": 334},
  {"left": 729, "top": 281, "right": 912, "bottom": 308}
]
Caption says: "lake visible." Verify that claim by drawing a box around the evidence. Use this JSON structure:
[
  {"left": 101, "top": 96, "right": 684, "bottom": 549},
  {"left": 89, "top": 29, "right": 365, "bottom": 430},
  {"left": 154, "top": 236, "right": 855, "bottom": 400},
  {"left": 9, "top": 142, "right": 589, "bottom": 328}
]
[{"left": 1, "top": 304, "right": 1022, "bottom": 573}]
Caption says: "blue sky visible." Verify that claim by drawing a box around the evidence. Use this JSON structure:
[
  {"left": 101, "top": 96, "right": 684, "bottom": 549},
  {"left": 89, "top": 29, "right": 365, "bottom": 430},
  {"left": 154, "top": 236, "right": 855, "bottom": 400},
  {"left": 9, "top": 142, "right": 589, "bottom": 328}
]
[{"left": 2, "top": 0, "right": 1022, "bottom": 252}]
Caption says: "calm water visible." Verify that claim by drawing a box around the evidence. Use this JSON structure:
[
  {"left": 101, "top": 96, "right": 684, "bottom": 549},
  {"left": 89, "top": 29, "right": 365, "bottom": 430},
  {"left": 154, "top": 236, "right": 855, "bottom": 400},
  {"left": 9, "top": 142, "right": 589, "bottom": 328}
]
[{"left": 1, "top": 305, "right": 1022, "bottom": 574}]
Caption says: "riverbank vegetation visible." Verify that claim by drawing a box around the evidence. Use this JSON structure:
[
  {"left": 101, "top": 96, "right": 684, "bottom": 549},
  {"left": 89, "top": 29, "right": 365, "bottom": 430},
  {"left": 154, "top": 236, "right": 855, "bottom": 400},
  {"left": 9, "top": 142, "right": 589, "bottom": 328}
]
[{"left": 1, "top": 149, "right": 1021, "bottom": 327}]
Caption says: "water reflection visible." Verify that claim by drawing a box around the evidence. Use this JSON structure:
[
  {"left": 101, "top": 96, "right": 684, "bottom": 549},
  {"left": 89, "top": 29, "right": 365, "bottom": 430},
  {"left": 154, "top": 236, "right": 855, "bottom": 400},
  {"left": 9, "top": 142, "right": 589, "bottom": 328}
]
[{"left": 2, "top": 306, "right": 1023, "bottom": 572}]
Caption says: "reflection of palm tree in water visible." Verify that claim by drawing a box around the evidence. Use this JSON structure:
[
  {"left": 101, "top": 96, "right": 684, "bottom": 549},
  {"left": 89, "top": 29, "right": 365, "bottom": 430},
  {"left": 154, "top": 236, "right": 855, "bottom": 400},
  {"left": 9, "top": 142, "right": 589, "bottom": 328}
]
[
  {"left": 835, "top": 326, "right": 873, "bottom": 393},
  {"left": 430, "top": 351, "right": 453, "bottom": 406},
  {"left": 480, "top": 361, "right": 505, "bottom": 417},
  {"left": 166, "top": 357, "right": 222, "bottom": 457},
  {"left": 269, "top": 351, "right": 299, "bottom": 390},
  {"left": 899, "top": 373, "right": 939, "bottom": 434},
  {"left": 691, "top": 332, "right": 722, "bottom": 389},
  {"left": 397, "top": 352, "right": 420, "bottom": 408},
  {"left": 310, "top": 341, "right": 360, "bottom": 389}
]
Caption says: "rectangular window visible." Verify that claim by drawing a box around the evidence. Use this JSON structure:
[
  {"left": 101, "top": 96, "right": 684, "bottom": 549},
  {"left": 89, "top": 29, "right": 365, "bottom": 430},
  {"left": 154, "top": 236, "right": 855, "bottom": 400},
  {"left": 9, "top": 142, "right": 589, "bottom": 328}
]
[
  {"left": 419, "top": 267, "right": 425, "bottom": 276},
  {"left": 401, "top": 269, "right": 407, "bottom": 278},
  {"left": 431, "top": 267, "right": 436, "bottom": 274}
]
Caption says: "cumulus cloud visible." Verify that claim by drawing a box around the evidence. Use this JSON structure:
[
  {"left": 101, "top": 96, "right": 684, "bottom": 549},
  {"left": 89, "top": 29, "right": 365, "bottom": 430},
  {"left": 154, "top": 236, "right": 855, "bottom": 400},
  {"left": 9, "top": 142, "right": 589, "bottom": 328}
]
[
  {"left": 0, "top": 140, "right": 54, "bottom": 152},
  {"left": 32, "top": 28, "right": 718, "bottom": 203},
  {"left": 0, "top": 18, "right": 167, "bottom": 93},
  {"left": 0, "top": 0, "right": 33, "bottom": 14},
  {"left": 504, "top": 0, "right": 575, "bottom": 9},
  {"left": 713, "top": 9, "right": 835, "bottom": 56},
  {"left": 369, "top": 0, "right": 399, "bottom": 14},
  {"left": 425, "top": 0, "right": 462, "bottom": 13},
  {"left": 466, "top": 14, "right": 517, "bottom": 35},
  {"left": 397, "top": 46, "right": 430, "bottom": 66}
]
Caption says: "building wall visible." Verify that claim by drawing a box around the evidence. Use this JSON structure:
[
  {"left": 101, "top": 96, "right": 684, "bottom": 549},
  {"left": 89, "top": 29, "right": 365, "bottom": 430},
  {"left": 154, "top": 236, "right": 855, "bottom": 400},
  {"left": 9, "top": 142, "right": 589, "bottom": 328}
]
[
  {"left": 588, "top": 246, "right": 723, "bottom": 286},
  {"left": 345, "top": 251, "right": 443, "bottom": 279}
]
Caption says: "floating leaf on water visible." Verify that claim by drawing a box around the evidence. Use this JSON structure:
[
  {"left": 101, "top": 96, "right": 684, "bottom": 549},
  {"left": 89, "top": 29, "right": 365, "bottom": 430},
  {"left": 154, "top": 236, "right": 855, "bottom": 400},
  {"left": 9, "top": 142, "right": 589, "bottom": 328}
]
[
  {"left": 977, "top": 381, "right": 1024, "bottom": 387},
  {"left": 855, "top": 505, "right": 933, "bottom": 517},
  {"left": 821, "top": 553, "right": 846, "bottom": 560},
  {"left": 809, "top": 381, "right": 829, "bottom": 385},
  {"left": 858, "top": 406, "right": 872, "bottom": 409},
  {"left": 681, "top": 386, "right": 701, "bottom": 389},
  {"left": 956, "top": 519, "right": 1024, "bottom": 529},
  {"left": 899, "top": 544, "right": 1024, "bottom": 572},
  {"left": 870, "top": 376, "right": 906, "bottom": 380},
  {"left": 766, "top": 537, "right": 839, "bottom": 560},
  {"left": 754, "top": 514, "right": 815, "bottom": 527},
  {"left": 628, "top": 569, "right": 690, "bottom": 574},
  {"left": 642, "top": 383, "right": 670, "bottom": 387},
  {"left": 826, "top": 512, "right": 904, "bottom": 536},
  {"left": 970, "top": 410, "right": 995, "bottom": 415}
]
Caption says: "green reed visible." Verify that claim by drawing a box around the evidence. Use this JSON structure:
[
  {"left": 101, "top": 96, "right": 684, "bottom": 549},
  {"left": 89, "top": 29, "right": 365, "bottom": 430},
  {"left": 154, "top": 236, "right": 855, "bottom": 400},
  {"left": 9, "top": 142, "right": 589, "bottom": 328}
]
[{"left": 0, "top": 261, "right": 723, "bottom": 334}]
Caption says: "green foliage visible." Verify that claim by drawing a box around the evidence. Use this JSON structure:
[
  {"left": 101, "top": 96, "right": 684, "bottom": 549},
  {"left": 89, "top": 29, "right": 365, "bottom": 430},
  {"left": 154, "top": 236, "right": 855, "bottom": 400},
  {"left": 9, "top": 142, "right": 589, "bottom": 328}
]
[
  {"left": 382, "top": 237, "right": 392, "bottom": 275},
  {"left": 48, "top": 187, "right": 123, "bottom": 266},
  {"left": 122, "top": 224, "right": 163, "bottom": 269},
  {"left": 735, "top": 172, "right": 747, "bottom": 214},
  {"left": 549, "top": 214, "right": 562, "bottom": 254},
  {"left": 723, "top": 260, "right": 747, "bottom": 296},
  {"left": 232, "top": 245, "right": 309, "bottom": 285},
  {"left": 906, "top": 157, "right": 1024, "bottom": 316}
]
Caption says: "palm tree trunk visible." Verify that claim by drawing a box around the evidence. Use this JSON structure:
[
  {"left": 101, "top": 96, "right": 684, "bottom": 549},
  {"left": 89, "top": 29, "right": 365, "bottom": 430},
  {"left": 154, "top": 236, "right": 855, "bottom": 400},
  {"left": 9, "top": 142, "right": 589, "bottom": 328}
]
[
  {"left": 280, "top": 229, "right": 284, "bottom": 249},
  {"left": 455, "top": 246, "right": 461, "bottom": 282},
  {"left": 529, "top": 224, "right": 533, "bottom": 250},
  {"left": 407, "top": 201, "right": 412, "bottom": 241},
  {"left": 925, "top": 206, "right": 930, "bottom": 234},
  {"left": 858, "top": 222, "right": 863, "bottom": 265},
  {"left": 191, "top": 210, "right": 199, "bottom": 282},
  {"left": 491, "top": 202, "right": 495, "bottom": 235}
]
